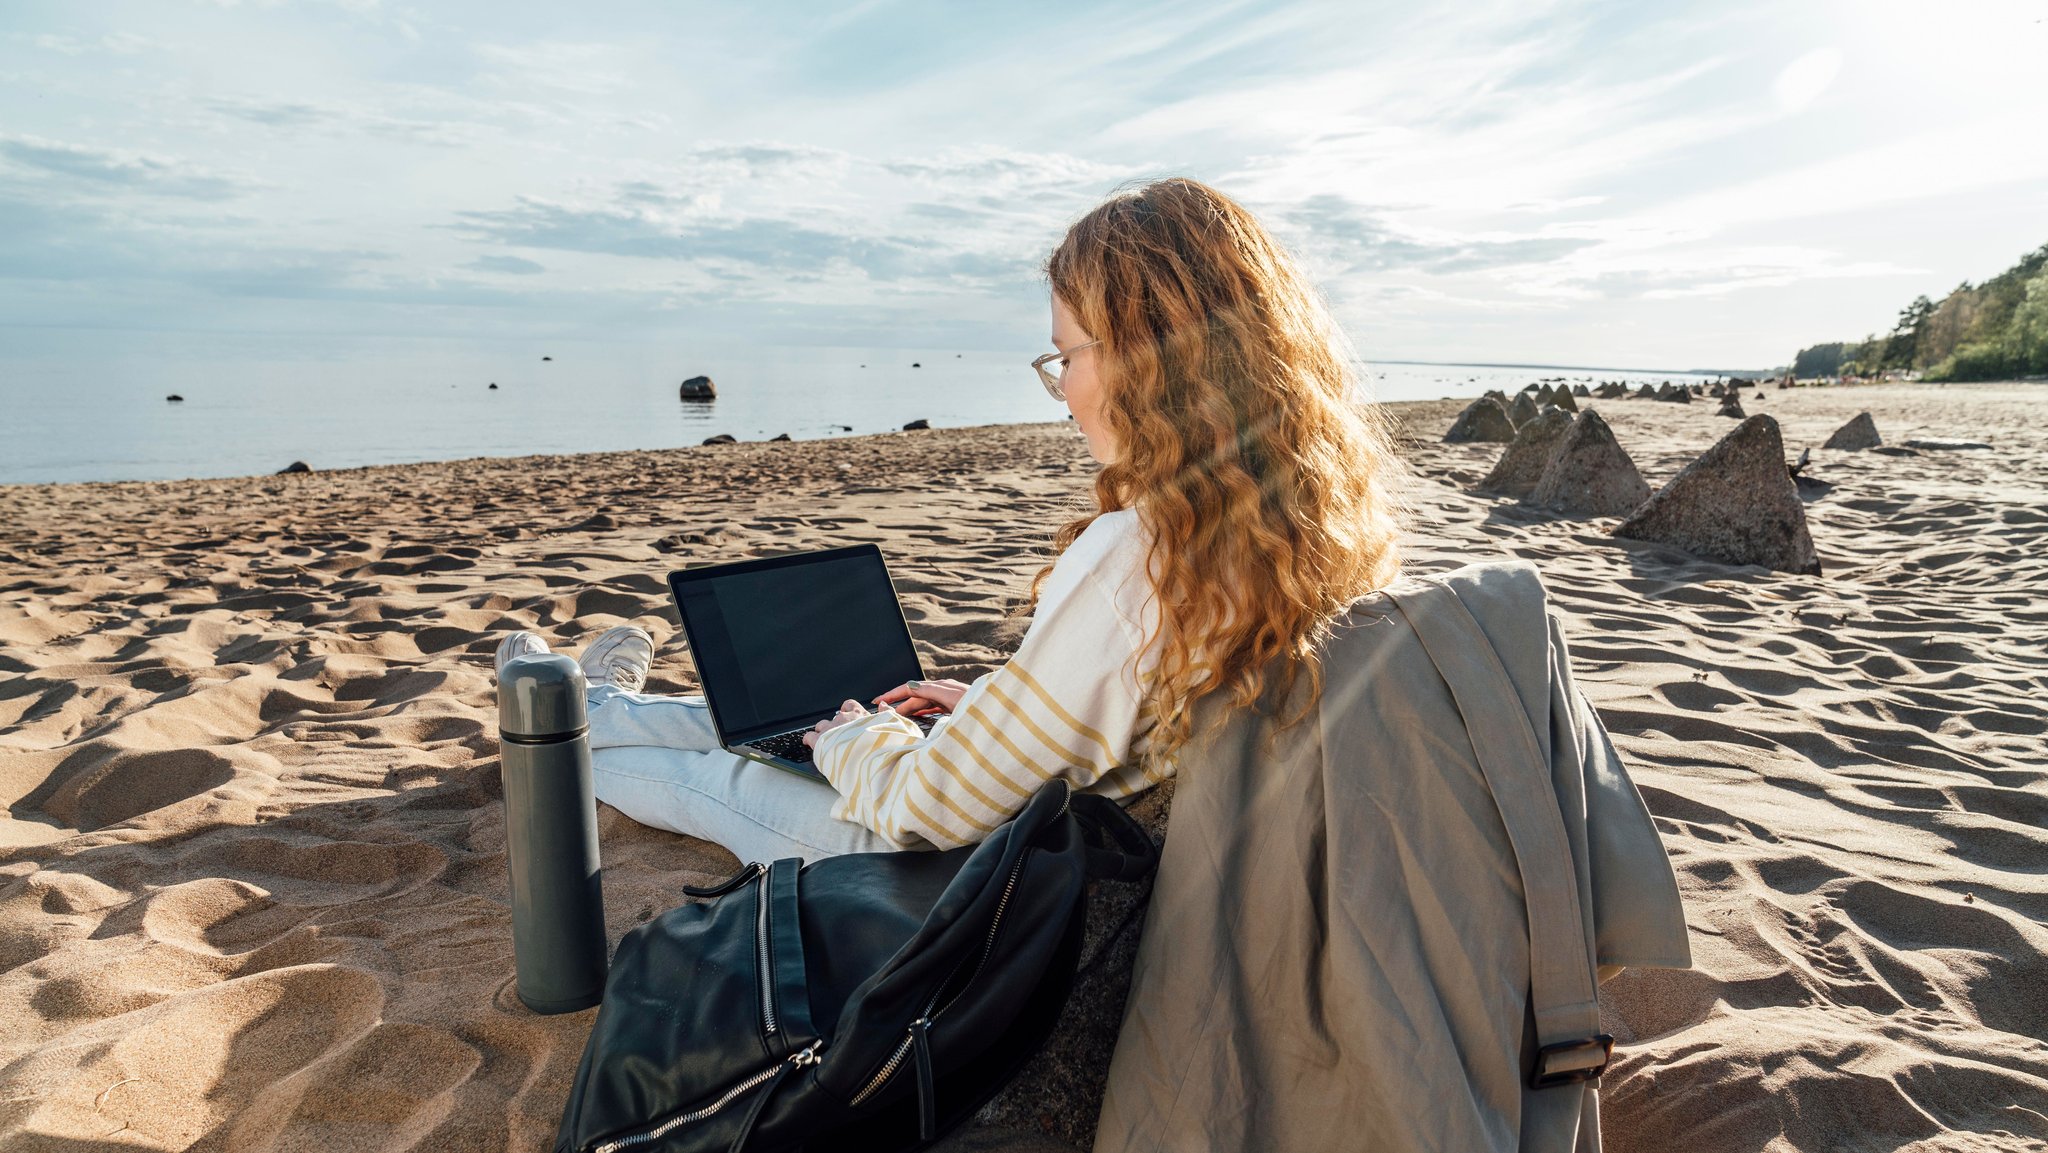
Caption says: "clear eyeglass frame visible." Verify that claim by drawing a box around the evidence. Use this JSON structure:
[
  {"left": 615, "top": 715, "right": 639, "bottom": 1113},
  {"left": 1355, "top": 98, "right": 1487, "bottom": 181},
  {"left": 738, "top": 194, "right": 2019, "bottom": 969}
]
[{"left": 1030, "top": 340, "right": 1099, "bottom": 402}]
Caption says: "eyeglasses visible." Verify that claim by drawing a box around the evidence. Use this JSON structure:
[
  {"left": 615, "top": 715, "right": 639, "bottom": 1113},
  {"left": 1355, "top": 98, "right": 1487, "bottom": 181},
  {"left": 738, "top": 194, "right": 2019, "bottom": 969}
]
[{"left": 1030, "top": 340, "right": 1099, "bottom": 402}]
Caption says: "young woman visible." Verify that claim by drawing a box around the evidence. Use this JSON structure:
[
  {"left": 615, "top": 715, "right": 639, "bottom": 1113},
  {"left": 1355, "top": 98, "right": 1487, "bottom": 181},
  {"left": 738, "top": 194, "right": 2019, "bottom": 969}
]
[{"left": 495, "top": 177, "right": 1406, "bottom": 863}]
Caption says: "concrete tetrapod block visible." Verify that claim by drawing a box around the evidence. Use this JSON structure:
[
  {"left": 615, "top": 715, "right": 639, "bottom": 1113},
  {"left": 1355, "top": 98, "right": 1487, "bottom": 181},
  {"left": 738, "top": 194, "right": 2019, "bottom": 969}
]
[
  {"left": 1614, "top": 414, "right": 1821, "bottom": 575},
  {"left": 1526, "top": 409, "right": 1651, "bottom": 517},
  {"left": 1508, "top": 392, "right": 1541, "bottom": 428},
  {"left": 1444, "top": 396, "right": 1517, "bottom": 443},
  {"left": 1823, "top": 411, "right": 1882, "bottom": 450},
  {"left": 1477, "top": 407, "right": 1574, "bottom": 499}
]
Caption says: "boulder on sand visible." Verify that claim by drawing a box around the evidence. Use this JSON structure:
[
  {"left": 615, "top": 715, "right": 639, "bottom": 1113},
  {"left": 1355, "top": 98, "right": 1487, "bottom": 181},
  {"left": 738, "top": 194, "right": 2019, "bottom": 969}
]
[
  {"left": 1614, "top": 415, "right": 1820, "bottom": 575},
  {"left": 1526, "top": 410, "right": 1651, "bottom": 517},
  {"left": 679, "top": 375, "right": 716, "bottom": 400},
  {"left": 1508, "top": 392, "right": 1541, "bottom": 427},
  {"left": 1822, "top": 412, "right": 1881, "bottom": 450},
  {"left": 1476, "top": 408, "right": 1574, "bottom": 498},
  {"left": 1444, "top": 396, "right": 1517, "bottom": 443}
]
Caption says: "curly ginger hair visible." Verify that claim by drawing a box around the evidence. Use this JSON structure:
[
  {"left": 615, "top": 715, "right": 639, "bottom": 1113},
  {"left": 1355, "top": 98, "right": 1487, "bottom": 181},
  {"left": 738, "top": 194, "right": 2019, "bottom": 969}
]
[{"left": 1026, "top": 177, "right": 1408, "bottom": 775}]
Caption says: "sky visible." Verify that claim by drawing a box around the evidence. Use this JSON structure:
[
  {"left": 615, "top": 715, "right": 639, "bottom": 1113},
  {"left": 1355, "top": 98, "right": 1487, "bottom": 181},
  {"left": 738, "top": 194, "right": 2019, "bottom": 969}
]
[{"left": 2, "top": 0, "right": 2045, "bottom": 372}]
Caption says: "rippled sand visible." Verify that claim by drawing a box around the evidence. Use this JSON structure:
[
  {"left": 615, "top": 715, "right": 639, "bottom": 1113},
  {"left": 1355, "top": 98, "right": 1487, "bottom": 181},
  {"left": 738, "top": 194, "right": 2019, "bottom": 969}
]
[{"left": 2, "top": 381, "right": 2042, "bottom": 1150}]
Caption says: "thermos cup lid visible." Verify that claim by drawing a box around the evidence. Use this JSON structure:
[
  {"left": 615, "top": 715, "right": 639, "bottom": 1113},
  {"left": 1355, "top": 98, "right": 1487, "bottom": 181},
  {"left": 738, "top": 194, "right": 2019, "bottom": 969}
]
[{"left": 498, "top": 653, "right": 589, "bottom": 739}]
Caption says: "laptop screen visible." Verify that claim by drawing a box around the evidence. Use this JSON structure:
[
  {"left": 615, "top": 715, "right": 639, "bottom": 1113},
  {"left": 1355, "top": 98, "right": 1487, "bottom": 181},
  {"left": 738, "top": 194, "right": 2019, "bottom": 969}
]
[{"left": 667, "top": 544, "right": 925, "bottom": 744}]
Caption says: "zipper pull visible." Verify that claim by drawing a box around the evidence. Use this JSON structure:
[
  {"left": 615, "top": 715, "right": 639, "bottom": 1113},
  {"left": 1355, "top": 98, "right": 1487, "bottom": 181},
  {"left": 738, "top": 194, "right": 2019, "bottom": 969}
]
[
  {"left": 684, "top": 861, "right": 765, "bottom": 898},
  {"left": 910, "top": 1017, "right": 936, "bottom": 1142},
  {"left": 722, "top": 1044, "right": 821, "bottom": 1153}
]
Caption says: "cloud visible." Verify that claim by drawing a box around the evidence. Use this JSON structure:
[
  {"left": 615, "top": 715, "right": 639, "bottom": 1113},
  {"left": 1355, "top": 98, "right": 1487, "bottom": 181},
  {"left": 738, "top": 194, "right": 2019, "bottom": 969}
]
[
  {"left": 465, "top": 254, "right": 546, "bottom": 275},
  {"left": 1280, "top": 195, "right": 1597, "bottom": 275},
  {"left": 1773, "top": 48, "right": 1843, "bottom": 114},
  {"left": 448, "top": 194, "right": 1030, "bottom": 284},
  {"left": 204, "top": 95, "right": 483, "bottom": 146},
  {"left": 0, "top": 135, "right": 253, "bottom": 199}
]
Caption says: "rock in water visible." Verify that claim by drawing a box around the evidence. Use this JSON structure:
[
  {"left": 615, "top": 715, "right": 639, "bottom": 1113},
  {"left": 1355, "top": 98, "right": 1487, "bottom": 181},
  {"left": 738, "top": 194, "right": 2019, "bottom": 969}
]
[
  {"left": 1822, "top": 412, "right": 1881, "bottom": 450},
  {"left": 1527, "top": 410, "right": 1650, "bottom": 517},
  {"left": 1508, "top": 392, "right": 1540, "bottom": 427},
  {"left": 679, "top": 375, "right": 716, "bottom": 400},
  {"left": 901, "top": 418, "right": 931, "bottom": 431},
  {"left": 488, "top": 382, "right": 498, "bottom": 390},
  {"left": 1904, "top": 437, "right": 1992, "bottom": 450},
  {"left": 769, "top": 433, "right": 791, "bottom": 442},
  {"left": 1444, "top": 396, "right": 1517, "bottom": 443},
  {"left": 701, "top": 433, "right": 737, "bottom": 445},
  {"left": 165, "top": 394, "right": 184, "bottom": 402},
  {"left": 1614, "top": 415, "right": 1820, "bottom": 575},
  {"left": 1476, "top": 408, "right": 1574, "bottom": 498},
  {"left": 1717, "top": 394, "right": 1746, "bottom": 418},
  {"left": 277, "top": 461, "right": 311, "bottom": 474}
]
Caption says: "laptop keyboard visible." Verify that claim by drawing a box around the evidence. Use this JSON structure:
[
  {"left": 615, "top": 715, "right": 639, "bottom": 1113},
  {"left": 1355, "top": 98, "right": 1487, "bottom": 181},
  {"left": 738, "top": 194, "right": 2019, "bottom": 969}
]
[{"left": 745, "top": 711, "right": 940, "bottom": 764}]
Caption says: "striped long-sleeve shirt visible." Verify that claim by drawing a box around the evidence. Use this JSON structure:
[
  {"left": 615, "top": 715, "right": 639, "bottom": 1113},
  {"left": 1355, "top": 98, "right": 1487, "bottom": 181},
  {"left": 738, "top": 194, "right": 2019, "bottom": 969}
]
[{"left": 812, "top": 508, "right": 1166, "bottom": 849}]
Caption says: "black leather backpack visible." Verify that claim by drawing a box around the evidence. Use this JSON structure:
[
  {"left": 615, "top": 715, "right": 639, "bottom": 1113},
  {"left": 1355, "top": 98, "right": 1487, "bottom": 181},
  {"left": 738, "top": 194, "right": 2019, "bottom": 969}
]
[{"left": 555, "top": 779, "right": 1159, "bottom": 1153}]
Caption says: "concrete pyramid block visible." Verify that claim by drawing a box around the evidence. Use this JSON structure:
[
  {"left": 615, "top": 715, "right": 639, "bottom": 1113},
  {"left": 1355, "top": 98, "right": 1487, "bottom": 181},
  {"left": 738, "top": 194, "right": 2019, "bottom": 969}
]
[
  {"left": 1571, "top": 384, "right": 1591, "bottom": 397},
  {"left": 1614, "top": 415, "right": 1820, "bottom": 575},
  {"left": 1444, "top": 396, "right": 1517, "bottom": 443},
  {"left": 1548, "top": 386, "right": 1579, "bottom": 413},
  {"left": 1717, "top": 394, "right": 1746, "bottom": 418},
  {"left": 1633, "top": 384, "right": 1657, "bottom": 399},
  {"left": 1823, "top": 412, "right": 1882, "bottom": 450},
  {"left": 1508, "top": 392, "right": 1541, "bottom": 428},
  {"left": 1527, "top": 410, "right": 1652, "bottom": 517},
  {"left": 1477, "top": 407, "right": 1574, "bottom": 498}
]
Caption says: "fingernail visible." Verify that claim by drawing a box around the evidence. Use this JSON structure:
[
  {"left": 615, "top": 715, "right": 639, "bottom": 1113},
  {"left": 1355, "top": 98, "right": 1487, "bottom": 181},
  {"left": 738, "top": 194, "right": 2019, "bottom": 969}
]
[{"left": 907, "top": 679, "right": 923, "bottom": 688}]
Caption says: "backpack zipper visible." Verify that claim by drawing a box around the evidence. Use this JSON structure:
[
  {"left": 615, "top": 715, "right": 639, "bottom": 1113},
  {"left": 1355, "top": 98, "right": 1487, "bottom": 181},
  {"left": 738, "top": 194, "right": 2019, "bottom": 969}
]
[
  {"left": 755, "top": 864, "right": 777, "bottom": 1037},
  {"left": 849, "top": 845, "right": 1033, "bottom": 1106},
  {"left": 588, "top": 1042, "right": 821, "bottom": 1153}
]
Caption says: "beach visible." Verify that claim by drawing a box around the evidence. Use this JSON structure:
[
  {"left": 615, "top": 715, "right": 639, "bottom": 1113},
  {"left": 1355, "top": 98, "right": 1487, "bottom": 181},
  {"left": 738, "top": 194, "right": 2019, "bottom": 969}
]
[{"left": 2, "top": 381, "right": 2044, "bottom": 1151}]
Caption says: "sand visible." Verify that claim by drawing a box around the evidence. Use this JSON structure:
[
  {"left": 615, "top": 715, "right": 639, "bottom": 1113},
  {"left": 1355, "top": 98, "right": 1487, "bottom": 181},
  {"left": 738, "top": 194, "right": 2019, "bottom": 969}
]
[{"left": 1, "top": 381, "right": 2043, "bottom": 1151}]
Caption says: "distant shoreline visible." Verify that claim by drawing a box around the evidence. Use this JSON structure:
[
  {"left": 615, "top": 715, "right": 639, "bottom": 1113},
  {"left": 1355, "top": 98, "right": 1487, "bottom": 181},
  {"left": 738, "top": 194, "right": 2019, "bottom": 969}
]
[{"left": 1367, "top": 357, "right": 1770, "bottom": 378}]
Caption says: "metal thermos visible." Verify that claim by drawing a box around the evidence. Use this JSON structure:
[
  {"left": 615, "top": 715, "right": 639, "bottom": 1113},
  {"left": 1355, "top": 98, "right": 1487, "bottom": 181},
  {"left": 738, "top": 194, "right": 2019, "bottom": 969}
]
[{"left": 497, "top": 652, "right": 608, "bottom": 1013}]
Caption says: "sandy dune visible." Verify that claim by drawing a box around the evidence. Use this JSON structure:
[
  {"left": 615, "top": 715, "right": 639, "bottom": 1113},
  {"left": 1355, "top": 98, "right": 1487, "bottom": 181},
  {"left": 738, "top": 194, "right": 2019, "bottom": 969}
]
[{"left": 1, "top": 382, "right": 2043, "bottom": 1151}]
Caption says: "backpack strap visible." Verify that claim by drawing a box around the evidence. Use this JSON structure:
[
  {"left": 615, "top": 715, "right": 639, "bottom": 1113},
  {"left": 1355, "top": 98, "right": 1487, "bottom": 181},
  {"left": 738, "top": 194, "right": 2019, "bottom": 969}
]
[{"left": 1385, "top": 578, "right": 1612, "bottom": 1089}]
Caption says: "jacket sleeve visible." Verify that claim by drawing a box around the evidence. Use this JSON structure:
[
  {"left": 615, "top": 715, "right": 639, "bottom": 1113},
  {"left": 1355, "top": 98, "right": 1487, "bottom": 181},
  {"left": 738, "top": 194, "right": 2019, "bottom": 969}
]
[{"left": 811, "top": 566, "right": 1157, "bottom": 850}]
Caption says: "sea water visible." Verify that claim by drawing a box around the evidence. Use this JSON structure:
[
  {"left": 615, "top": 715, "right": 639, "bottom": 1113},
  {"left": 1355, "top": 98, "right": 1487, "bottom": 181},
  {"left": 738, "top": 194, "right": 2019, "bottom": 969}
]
[{"left": 1, "top": 330, "right": 1711, "bottom": 485}]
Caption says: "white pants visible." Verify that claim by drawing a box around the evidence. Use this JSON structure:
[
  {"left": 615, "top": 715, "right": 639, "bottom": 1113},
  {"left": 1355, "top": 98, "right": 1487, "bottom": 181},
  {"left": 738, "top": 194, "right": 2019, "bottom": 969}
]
[{"left": 585, "top": 684, "right": 908, "bottom": 863}]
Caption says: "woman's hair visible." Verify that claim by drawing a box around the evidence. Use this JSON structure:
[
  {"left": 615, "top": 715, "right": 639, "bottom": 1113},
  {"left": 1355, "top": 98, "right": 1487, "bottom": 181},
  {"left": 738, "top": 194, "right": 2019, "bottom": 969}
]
[{"left": 1028, "top": 176, "right": 1407, "bottom": 775}]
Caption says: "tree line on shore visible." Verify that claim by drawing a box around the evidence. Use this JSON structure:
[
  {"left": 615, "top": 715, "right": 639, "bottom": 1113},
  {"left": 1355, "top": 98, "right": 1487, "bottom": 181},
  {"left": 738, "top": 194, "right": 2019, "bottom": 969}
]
[{"left": 1793, "top": 241, "right": 2048, "bottom": 381}]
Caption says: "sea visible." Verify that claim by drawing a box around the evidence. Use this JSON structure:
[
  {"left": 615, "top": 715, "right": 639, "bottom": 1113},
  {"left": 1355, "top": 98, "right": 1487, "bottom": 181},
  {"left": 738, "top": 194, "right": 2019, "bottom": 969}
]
[{"left": 1, "top": 333, "right": 1716, "bottom": 486}]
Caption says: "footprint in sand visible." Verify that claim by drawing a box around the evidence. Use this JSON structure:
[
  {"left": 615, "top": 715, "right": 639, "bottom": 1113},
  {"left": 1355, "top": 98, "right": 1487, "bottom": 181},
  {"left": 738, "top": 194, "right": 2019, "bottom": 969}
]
[{"left": 0, "top": 964, "right": 387, "bottom": 1148}]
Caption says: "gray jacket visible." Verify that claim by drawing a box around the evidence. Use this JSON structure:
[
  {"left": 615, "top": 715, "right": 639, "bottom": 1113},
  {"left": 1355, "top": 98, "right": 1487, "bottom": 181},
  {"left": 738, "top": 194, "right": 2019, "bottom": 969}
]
[{"left": 1094, "top": 560, "right": 1691, "bottom": 1153}]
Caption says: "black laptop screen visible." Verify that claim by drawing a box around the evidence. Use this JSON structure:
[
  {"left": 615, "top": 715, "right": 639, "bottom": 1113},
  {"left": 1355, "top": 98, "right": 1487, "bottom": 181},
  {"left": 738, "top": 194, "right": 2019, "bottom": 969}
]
[{"left": 669, "top": 546, "right": 924, "bottom": 744}]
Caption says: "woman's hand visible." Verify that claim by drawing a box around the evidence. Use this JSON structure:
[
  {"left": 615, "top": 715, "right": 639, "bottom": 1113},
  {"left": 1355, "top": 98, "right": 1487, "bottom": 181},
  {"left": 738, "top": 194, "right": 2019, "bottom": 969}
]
[
  {"left": 871, "top": 678, "right": 971, "bottom": 717},
  {"left": 803, "top": 700, "right": 870, "bottom": 749}
]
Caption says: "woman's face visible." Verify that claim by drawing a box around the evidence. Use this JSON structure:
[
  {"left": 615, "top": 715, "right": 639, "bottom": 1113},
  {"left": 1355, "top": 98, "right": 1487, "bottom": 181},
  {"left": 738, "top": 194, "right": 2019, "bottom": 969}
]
[{"left": 1052, "top": 294, "right": 1116, "bottom": 465}]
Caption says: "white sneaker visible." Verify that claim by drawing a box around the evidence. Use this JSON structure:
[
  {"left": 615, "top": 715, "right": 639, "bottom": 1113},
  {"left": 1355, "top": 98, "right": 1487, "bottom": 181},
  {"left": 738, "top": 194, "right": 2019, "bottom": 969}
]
[
  {"left": 578, "top": 625, "right": 655, "bottom": 693},
  {"left": 494, "top": 631, "right": 551, "bottom": 677}
]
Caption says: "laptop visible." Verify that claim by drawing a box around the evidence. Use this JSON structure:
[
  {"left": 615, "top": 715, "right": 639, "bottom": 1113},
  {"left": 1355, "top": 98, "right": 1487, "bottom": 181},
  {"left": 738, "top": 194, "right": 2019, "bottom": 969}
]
[{"left": 666, "top": 543, "right": 941, "bottom": 781}]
